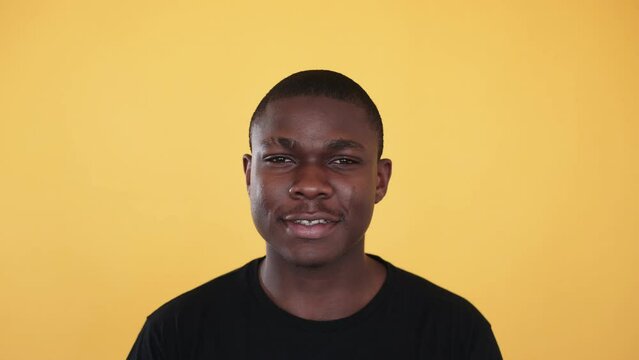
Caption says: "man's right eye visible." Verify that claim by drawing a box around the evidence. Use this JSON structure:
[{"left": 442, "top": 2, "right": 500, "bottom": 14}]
[{"left": 264, "top": 156, "right": 293, "bottom": 164}]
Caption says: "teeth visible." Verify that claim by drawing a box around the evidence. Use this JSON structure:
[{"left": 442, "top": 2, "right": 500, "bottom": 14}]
[{"left": 293, "top": 219, "right": 330, "bottom": 226}]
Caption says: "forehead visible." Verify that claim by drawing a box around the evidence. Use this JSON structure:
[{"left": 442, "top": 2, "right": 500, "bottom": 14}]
[{"left": 252, "top": 96, "right": 377, "bottom": 151}]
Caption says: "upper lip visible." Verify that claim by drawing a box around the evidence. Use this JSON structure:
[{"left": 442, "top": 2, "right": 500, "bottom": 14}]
[{"left": 283, "top": 212, "right": 341, "bottom": 222}]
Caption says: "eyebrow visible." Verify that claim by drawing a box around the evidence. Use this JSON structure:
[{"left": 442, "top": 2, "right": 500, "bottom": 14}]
[
  {"left": 260, "top": 137, "right": 365, "bottom": 152},
  {"left": 325, "top": 139, "right": 365, "bottom": 151},
  {"left": 261, "top": 137, "right": 297, "bottom": 150}
]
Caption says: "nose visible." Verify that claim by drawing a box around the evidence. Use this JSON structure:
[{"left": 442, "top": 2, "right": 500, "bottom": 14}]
[{"left": 289, "top": 164, "right": 333, "bottom": 200}]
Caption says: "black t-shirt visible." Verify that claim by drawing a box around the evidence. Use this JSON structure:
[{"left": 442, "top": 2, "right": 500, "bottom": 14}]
[{"left": 128, "top": 255, "right": 502, "bottom": 359}]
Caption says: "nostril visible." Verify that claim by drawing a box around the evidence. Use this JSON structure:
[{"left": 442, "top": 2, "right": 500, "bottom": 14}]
[
  {"left": 288, "top": 165, "right": 333, "bottom": 199},
  {"left": 288, "top": 180, "right": 332, "bottom": 199},
  {"left": 288, "top": 184, "right": 331, "bottom": 199}
]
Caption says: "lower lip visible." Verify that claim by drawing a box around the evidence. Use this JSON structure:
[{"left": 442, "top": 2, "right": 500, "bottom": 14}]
[{"left": 284, "top": 221, "right": 338, "bottom": 239}]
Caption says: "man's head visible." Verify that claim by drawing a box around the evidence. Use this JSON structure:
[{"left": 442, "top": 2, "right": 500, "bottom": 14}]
[
  {"left": 244, "top": 70, "right": 392, "bottom": 267},
  {"left": 250, "top": 70, "right": 384, "bottom": 159}
]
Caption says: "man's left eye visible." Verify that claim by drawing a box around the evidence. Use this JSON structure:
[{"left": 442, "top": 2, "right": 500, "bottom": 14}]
[{"left": 331, "top": 158, "right": 357, "bottom": 165}]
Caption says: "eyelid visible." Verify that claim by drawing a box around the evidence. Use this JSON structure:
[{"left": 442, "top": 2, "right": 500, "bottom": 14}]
[
  {"left": 263, "top": 154, "right": 295, "bottom": 164},
  {"left": 262, "top": 154, "right": 361, "bottom": 166},
  {"left": 329, "top": 156, "right": 361, "bottom": 165}
]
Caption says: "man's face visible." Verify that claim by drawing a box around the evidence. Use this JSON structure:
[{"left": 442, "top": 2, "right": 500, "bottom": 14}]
[{"left": 243, "top": 96, "right": 392, "bottom": 267}]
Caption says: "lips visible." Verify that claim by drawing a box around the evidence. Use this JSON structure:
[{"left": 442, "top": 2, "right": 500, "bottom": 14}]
[{"left": 282, "top": 212, "right": 341, "bottom": 239}]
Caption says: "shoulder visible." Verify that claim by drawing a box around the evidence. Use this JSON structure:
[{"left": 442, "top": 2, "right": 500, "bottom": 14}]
[
  {"left": 383, "top": 259, "right": 492, "bottom": 328},
  {"left": 381, "top": 260, "right": 502, "bottom": 359},
  {"left": 145, "top": 258, "right": 257, "bottom": 325},
  {"left": 127, "top": 259, "right": 261, "bottom": 359},
  {"left": 394, "top": 266, "right": 477, "bottom": 307}
]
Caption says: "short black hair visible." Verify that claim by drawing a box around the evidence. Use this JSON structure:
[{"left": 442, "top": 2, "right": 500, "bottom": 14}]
[{"left": 250, "top": 70, "right": 384, "bottom": 158}]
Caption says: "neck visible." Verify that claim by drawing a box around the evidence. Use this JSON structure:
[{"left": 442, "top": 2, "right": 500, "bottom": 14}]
[{"left": 259, "top": 244, "right": 386, "bottom": 321}]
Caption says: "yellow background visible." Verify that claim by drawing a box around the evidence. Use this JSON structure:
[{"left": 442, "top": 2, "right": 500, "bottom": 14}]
[{"left": 1, "top": 1, "right": 637, "bottom": 359}]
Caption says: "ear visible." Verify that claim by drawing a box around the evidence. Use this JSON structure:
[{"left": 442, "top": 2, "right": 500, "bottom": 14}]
[
  {"left": 243, "top": 154, "right": 252, "bottom": 190},
  {"left": 375, "top": 158, "right": 392, "bottom": 203}
]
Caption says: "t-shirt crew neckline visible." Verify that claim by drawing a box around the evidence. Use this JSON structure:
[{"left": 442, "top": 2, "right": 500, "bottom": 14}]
[{"left": 248, "top": 254, "right": 394, "bottom": 333}]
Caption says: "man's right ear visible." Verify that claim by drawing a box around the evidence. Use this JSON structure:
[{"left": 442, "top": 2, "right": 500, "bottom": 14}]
[{"left": 242, "top": 154, "right": 252, "bottom": 189}]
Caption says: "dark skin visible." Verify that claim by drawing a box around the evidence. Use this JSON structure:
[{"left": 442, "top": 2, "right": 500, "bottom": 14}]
[{"left": 243, "top": 95, "right": 392, "bottom": 321}]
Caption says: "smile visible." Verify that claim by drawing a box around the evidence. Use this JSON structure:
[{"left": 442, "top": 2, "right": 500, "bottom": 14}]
[
  {"left": 293, "top": 219, "right": 332, "bottom": 226},
  {"left": 284, "top": 218, "right": 338, "bottom": 239}
]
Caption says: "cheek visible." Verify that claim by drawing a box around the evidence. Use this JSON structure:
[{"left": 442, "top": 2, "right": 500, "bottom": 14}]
[
  {"left": 336, "top": 179, "right": 376, "bottom": 216},
  {"left": 249, "top": 182, "right": 264, "bottom": 209},
  {"left": 249, "top": 182, "right": 270, "bottom": 226},
  {"left": 249, "top": 183, "right": 277, "bottom": 241},
  {"left": 249, "top": 180, "right": 286, "bottom": 222}
]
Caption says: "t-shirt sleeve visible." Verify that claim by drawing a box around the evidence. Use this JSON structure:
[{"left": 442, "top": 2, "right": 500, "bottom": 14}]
[
  {"left": 127, "top": 314, "right": 175, "bottom": 360},
  {"left": 468, "top": 318, "right": 502, "bottom": 360}
]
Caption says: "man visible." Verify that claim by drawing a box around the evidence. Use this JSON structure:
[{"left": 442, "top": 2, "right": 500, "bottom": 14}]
[{"left": 128, "top": 70, "right": 502, "bottom": 359}]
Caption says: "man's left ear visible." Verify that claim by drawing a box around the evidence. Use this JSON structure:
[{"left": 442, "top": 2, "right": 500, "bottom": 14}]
[{"left": 375, "top": 159, "right": 392, "bottom": 203}]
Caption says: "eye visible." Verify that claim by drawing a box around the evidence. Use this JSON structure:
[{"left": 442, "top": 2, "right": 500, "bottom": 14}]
[
  {"left": 330, "top": 157, "right": 358, "bottom": 165},
  {"left": 264, "top": 155, "right": 294, "bottom": 164}
]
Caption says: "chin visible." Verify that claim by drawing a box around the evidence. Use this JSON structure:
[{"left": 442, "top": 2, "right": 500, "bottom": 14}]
[
  {"left": 283, "top": 248, "right": 336, "bottom": 268},
  {"left": 269, "top": 238, "right": 362, "bottom": 269}
]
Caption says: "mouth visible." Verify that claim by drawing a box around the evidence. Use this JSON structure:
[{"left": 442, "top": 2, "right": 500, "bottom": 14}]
[
  {"left": 282, "top": 213, "right": 341, "bottom": 239},
  {"left": 292, "top": 219, "right": 332, "bottom": 226}
]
